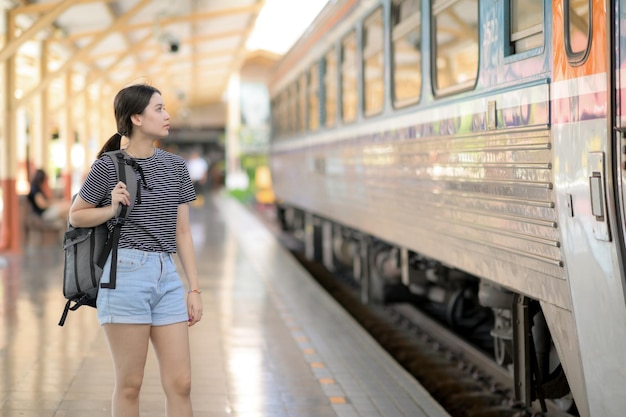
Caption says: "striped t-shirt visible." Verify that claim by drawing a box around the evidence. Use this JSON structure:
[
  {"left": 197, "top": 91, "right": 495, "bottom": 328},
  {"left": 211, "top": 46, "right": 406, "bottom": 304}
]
[{"left": 79, "top": 148, "right": 196, "bottom": 253}]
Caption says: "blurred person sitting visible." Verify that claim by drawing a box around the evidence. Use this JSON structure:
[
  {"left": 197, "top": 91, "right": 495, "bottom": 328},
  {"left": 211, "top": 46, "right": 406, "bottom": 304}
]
[{"left": 27, "top": 169, "right": 71, "bottom": 229}]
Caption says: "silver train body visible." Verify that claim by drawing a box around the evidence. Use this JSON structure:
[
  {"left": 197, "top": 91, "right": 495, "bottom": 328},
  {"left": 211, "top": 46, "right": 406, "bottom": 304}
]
[{"left": 268, "top": 1, "right": 626, "bottom": 416}]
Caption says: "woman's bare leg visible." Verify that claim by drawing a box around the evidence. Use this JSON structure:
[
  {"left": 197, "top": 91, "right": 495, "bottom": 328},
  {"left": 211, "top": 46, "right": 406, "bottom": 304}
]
[
  {"left": 150, "top": 322, "right": 193, "bottom": 417},
  {"left": 103, "top": 324, "right": 151, "bottom": 417}
]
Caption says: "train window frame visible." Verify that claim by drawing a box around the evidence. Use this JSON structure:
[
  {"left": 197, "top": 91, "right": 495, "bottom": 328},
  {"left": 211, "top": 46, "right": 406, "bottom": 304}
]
[
  {"left": 273, "top": 93, "right": 282, "bottom": 139},
  {"left": 506, "top": 0, "right": 545, "bottom": 57},
  {"left": 288, "top": 83, "right": 297, "bottom": 135},
  {"left": 565, "top": 0, "right": 591, "bottom": 66},
  {"left": 293, "top": 79, "right": 300, "bottom": 135},
  {"left": 308, "top": 62, "right": 320, "bottom": 132},
  {"left": 324, "top": 47, "right": 338, "bottom": 129},
  {"left": 362, "top": 6, "right": 385, "bottom": 118},
  {"left": 278, "top": 90, "right": 288, "bottom": 138},
  {"left": 431, "top": 0, "right": 479, "bottom": 98},
  {"left": 340, "top": 30, "right": 358, "bottom": 125},
  {"left": 298, "top": 72, "right": 308, "bottom": 133},
  {"left": 270, "top": 96, "right": 278, "bottom": 139},
  {"left": 390, "top": 0, "right": 422, "bottom": 109}
]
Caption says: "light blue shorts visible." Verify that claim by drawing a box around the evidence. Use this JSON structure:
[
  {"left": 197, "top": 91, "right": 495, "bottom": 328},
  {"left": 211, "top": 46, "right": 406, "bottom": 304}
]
[{"left": 97, "top": 248, "right": 189, "bottom": 326}]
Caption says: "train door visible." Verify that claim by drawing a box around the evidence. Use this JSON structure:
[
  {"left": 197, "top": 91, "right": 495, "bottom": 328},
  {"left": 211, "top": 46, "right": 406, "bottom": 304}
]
[
  {"left": 602, "top": 0, "right": 626, "bottom": 414},
  {"left": 616, "top": 0, "right": 626, "bottom": 237},
  {"left": 613, "top": 0, "right": 626, "bottom": 313},
  {"left": 552, "top": 0, "right": 626, "bottom": 415}
]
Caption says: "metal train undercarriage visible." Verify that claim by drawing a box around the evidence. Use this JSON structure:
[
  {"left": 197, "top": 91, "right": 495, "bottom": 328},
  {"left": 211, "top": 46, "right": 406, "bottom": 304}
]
[{"left": 277, "top": 204, "right": 576, "bottom": 415}]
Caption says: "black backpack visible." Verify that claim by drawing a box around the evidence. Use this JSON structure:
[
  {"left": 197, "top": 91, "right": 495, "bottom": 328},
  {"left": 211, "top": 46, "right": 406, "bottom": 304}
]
[{"left": 58, "top": 151, "right": 144, "bottom": 326}]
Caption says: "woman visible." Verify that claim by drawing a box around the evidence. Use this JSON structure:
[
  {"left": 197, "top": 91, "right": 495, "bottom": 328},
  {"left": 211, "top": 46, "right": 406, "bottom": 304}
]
[
  {"left": 27, "top": 169, "right": 71, "bottom": 228},
  {"left": 69, "top": 84, "right": 203, "bottom": 417}
]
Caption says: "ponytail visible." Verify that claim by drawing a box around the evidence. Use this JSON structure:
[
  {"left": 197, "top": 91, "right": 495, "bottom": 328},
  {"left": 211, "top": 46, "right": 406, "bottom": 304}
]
[{"left": 97, "top": 132, "right": 123, "bottom": 158}]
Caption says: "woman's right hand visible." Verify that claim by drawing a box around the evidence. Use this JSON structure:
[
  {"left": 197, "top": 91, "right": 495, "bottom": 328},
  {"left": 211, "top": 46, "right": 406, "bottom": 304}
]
[{"left": 110, "top": 181, "right": 130, "bottom": 218}]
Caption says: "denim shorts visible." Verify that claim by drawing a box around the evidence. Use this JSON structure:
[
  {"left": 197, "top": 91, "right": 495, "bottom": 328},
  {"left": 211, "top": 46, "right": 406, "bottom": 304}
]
[{"left": 97, "top": 248, "right": 189, "bottom": 326}]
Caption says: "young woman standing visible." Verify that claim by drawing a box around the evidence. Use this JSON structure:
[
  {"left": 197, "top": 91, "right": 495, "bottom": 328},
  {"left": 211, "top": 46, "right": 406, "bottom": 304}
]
[{"left": 69, "top": 84, "right": 203, "bottom": 417}]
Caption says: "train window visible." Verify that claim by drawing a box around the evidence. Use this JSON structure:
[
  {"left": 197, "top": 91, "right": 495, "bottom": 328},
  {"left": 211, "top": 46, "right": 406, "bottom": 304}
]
[
  {"left": 364, "top": 7, "right": 385, "bottom": 116},
  {"left": 432, "top": 0, "right": 478, "bottom": 94},
  {"left": 283, "top": 89, "right": 292, "bottom": 136},
  {"left": 278, "top": 90, "right": 288, "bottom": 138},
  {"left": 274, "top": 92, "right": 287, "bottom": 139},
  {"left": 341, "top": 31, "right": 358, "bottom": 124},
  {"left": 391, "top": 0, "right": 422, "bottom": 108},
  {"left": 510, "top": 0, "right": 543, "bottom": 54},
  {"left": 308, "top": 63, "right": 320, "bottom": 131},
  {"left": 271, "top": 96, "right": 278, "bottom": 138},
  {"left": 298, "top": 73, "right": 307, "bottom": 132},
  {"left": 272, "top": 95, "right": 280, "bottom": 138},
  {"left": 324, "top": 48, "right": 338, "bottom": 128},
  {"left": 288, "top": 83, "right": 297, "bottom": 135},
  {"left": 566, "top": 0, "right": 591, "bottom": 64}
]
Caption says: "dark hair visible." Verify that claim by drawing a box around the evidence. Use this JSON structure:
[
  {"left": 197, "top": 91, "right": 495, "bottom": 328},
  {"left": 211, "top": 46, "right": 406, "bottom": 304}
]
[
  {"left": 97, "top": 84, "right": 162, "bottom": 158},
  {"left": 31, "top": 169, "right": 47, "bottom": 188}
]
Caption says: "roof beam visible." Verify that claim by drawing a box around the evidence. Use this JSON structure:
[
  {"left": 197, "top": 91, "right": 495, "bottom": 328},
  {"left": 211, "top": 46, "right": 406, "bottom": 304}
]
[
  {"left": 17, "top": 0, "right": 152, "bottom": 107},
  {"left": 50, "top": 31, "right": 155, "bottom": 114},
  {"left": 0, "top": 0, "right": 77, "bottom": 63},
  {"left": 188, "top": 29, "right": 246, "bottom": 45},
  {"left": 217, "top": 0, "right": 265, "bottom": 97},
  {"left": 10, "top": 0, "right": 116, "bottom": 15},
  {"left": 103, "top": 1, "right": 144, "bottom": 72},
  {"left": 180, "top": 49, "right": 239, "bottom": 62},
  {"left": 132, "top": 53, "right": 167, "bottom": 80},
  {"left": 64, "top": 4, "right": 262, "bottom": 41},
  {"left": 85, "top": 28, "right": 246, "bottom": 61}
]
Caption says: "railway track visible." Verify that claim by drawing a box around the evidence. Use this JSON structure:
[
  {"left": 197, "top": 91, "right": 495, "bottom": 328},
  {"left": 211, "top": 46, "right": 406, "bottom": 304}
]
[
  {"left": 251, "top": 207, "right": 577, "bottom": 417},
  {"left": 289, "top": 249, "right": 577, "bottom": 417},
  {"left": 250, "top": 205, "right": 576, "bottom": 417}
]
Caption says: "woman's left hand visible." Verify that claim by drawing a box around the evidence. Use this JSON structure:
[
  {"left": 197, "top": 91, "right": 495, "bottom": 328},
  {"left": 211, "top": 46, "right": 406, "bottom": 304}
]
[{"left": 187, "top": 292, "right": 203, "bottom": 327}]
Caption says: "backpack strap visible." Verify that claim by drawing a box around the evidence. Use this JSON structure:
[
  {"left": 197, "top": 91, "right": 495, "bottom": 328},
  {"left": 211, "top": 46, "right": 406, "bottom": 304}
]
[
  {"left": 98, "top": 151, "right": 140, "bottom": 290},
  {"left": 107, "top": 150, "right": 140, "bottom": 215}
]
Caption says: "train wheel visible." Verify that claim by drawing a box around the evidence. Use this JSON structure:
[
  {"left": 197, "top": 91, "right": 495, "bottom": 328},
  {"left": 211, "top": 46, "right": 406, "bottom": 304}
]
[
  {"left": 446, "top": 288, "right": 481, "bottom": 328},
  {"left": 493, "top": 336, "right": 511, "bottom": 367},
  {"left": 540, "top": 364, "right": 572, "bottom": 406},
  {"left": 492, "top": 314, "right": 513, "bottom": 367},
  {"left": 368, "top": 245, "right": 391, "bottom": 305}
]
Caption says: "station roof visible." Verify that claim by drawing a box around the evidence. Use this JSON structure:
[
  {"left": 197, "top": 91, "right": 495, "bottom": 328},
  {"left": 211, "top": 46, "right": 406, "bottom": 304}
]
[{"left": 4, "top": 0, "right": 269, "bottom": 121}]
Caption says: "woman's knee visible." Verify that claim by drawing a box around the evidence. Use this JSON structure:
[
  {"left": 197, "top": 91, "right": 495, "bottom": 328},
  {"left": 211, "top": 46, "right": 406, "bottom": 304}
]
[
  {"left": 164, "top": 371, "right": 192, "bottom": 397},
  {"left": 116, "top": 373, "right": 144, "bottom": 399}
]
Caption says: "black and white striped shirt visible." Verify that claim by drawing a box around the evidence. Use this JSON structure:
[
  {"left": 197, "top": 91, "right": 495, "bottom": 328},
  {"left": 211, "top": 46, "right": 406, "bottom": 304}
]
[{"left": 79, "top": 148, "right": 196, "bottom": 253}]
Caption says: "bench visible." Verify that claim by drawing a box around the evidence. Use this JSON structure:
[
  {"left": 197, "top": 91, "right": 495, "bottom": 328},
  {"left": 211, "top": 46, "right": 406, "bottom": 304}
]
[{"left": 19, "top": 195, "right": 63, "bottom": 246}]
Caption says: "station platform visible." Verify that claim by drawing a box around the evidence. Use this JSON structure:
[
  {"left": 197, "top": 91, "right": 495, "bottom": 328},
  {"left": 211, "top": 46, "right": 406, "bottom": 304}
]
[{"left": 0, "top": 192, "right": 450, "bottom": 417}]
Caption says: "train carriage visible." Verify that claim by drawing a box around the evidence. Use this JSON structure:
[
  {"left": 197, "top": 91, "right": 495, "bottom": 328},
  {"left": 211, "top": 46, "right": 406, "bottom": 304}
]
[{"left": 268, "top": 0, "right": 626, "bottom": 416}]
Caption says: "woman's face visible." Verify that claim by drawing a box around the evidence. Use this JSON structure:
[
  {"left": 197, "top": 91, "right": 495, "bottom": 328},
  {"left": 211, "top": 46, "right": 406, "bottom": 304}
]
[{"left": 134, "top": 93, "right": 171, "bottom": 138}]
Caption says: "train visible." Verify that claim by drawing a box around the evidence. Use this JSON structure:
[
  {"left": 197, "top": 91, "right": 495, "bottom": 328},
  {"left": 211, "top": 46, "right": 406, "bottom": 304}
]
[{"left": 266, "top": 0, "right": 626, "bottom": 416}]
